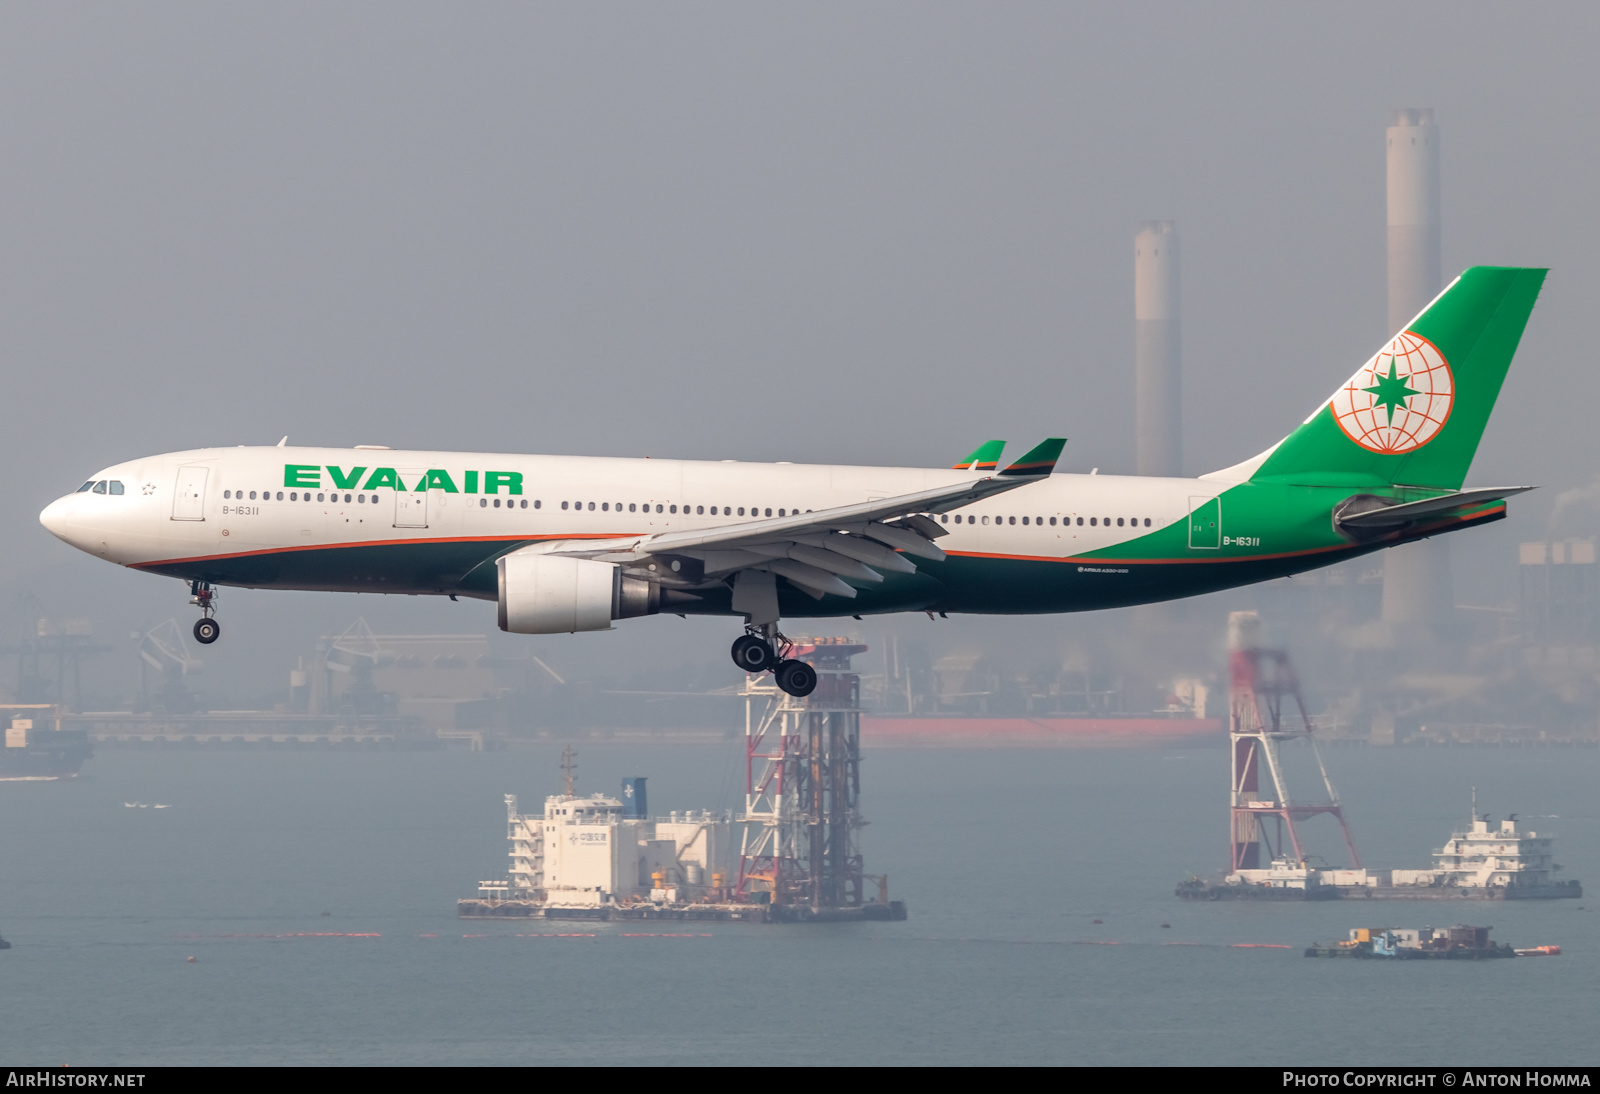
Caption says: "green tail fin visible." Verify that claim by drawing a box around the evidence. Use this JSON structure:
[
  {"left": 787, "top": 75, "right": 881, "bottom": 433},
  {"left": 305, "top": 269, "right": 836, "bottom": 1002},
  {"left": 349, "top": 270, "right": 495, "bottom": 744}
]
[
  {"left": 953, "top": 440, "right": 1006, "bottom": 471},
  {"left": 1245, "top": 266, "right": 1546, "bottom": 490},
  {"left": 1000, "top": 438, "right": 1066, "bottom": 476}
]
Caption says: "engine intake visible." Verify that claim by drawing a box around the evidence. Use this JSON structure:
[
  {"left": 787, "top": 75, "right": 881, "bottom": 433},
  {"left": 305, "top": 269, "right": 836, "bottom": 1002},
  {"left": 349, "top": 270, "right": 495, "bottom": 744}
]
[{"left": 497, "top": 551, "right": 660, "bottom": 634}]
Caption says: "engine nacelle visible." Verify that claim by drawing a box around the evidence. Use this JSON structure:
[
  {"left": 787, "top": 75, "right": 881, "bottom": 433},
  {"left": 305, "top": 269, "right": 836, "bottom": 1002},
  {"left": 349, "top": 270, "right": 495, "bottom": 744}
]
[{"left": 496, "top": 551, "right": 660, "bottom": 634}]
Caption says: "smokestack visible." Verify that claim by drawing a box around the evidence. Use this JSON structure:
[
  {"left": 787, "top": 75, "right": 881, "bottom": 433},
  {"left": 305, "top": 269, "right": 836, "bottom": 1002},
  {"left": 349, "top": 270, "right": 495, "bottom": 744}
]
[
  {"left": 1387, "top": 108, "right": 1441, "bottom": 331},
  {"left": 1382, "top": 108, "right": 1451, "bottom": 636},
  {"left": 1134, "top": 220, "right": 1181, "bottom": 477}
]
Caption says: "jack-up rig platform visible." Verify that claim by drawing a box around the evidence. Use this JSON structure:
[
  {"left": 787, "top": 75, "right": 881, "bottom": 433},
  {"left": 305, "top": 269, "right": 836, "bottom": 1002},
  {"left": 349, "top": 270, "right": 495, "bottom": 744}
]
[{"left": 458, "top": 638, "right": 907, "bottom": 923}]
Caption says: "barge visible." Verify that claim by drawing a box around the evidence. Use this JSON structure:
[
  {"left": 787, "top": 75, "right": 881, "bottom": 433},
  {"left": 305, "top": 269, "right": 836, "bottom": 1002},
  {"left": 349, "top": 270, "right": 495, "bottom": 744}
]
[
  {"left": 1306, "top": 925, "right": 1522, "bottom": 959},
  {"left": 1180, "top": 812, "right": 1581, "bottom": 901}
]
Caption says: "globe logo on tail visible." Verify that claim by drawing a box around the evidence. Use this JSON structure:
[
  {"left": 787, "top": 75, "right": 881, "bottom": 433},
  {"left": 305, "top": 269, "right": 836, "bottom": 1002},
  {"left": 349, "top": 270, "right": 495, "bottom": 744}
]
[{"left": 1329, "top": 331, "right": 1453, "bottom": 453}]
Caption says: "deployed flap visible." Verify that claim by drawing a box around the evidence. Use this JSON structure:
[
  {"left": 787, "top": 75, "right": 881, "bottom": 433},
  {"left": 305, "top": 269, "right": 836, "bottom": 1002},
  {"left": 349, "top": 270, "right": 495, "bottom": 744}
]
[
  {"left": 542, "top": 471, "right": 1051, "bottom": 600},
  {"left": 1336, "top": 486, "right": 1534, "bottom": 528}
]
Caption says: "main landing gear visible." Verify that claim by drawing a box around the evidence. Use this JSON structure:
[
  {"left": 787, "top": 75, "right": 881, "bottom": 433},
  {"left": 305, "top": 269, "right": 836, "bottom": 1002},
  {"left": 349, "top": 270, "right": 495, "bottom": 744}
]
[
  {"left": 189, "top": 580, "right": 220, "bottom": 645},
  {"left": 731, "top": 625, "right": 818, "bottom": 698}
]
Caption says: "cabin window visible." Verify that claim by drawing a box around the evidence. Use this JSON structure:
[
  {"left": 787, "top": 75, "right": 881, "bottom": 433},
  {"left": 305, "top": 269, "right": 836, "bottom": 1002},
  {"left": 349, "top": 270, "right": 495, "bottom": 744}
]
[
  {"left": 738, "top": 507, "right": 745, "bottom": 516},
  {"left": 343, "top": 493, "right": 352, "bottom": 503},
  {"left": 224, "top": 490, "right": 232, "bottom": 499},
  {"left": 1090, "top": 517, "right": 1097, "bottom": 526},
  {"left": 670, "top": 505, "right": 677, "bottom": 514},
  {"left": 1049, "top": 517, "right": 1056, "bottom": 526},
  {"left": 289, "top": 492, "right": 296, "bottom": 501},
  {"left": 697, "top": 506, "right": 704, "bottom": 515},
  {"left": 601, "top": 502, "right": 608, "bottom": 511},
  {"left": 764, "top": 508, "right": 772, "bottom": 517},
  {"left": 981, "top": 516, "right": 989, "bottom": 525},
  {"left": 1116, "top": 518, "right": 1124, "bottom": 527},
  {"left": 628, "top": 503, "right": 635, "bottom": 512},
  {"left": 246, "top": 491, "right": 255, "bottom": 500},
  {"left": 275, "top": 491, "right": 282, "bottom": 501},
  {"left": 492, "top": 498, "right": 500, "bottom": 508},
  {"left": 92, "top": 481, "right": 107, "bottom": 494},
  {"left": 1144, "top": 518, "right": 1151, "bottom": 527},
  {"left": 777, "top": 509, "right": 784, "bottom": 517},
  {"left": 1021, "top": 516, "right": 1029, "bottom": 525},
  {"left": 357, "top": 494, "right": 365, "bottom": 504},
  {"left": 940, "top": 515, "right": 948, "bottom": 523},
  {"left": 317, "top": 493, "right": 326, "bottom": 502},
  {"left": 588, "top": 502, "right": 595, "bottom": 511},
  {"left": 480, "top": 498, "right": 487, "bottom": 507},
  {"left": 108, "top": 480, "right": 125, "bottom": 494},
  {"left": 653, "top": 504, "right": 661, "bottom": 513},
  {"left": 562, "top": 501, "right": 569, "bottom": 510},
  {"left": 76, "top": 481, "right": 94, "bottom": 493}
]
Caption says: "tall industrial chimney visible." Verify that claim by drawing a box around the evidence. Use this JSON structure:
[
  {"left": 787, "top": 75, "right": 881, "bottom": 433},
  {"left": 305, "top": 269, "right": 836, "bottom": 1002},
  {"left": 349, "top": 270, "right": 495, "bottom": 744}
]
[
  {"left": 1134, "top": 220, "right": 1181, "bottom": 477},
  {"left": 1382, "top": 109, "right": 1451, "bottom": 635},
  {"left": 1386, "top": 108, "right": 1440, "bottom": 333}
]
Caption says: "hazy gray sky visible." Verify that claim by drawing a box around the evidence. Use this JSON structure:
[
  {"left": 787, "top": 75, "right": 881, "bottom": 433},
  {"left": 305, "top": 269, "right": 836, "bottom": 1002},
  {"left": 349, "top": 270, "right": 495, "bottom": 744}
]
[{"left": 4, "top": 2, "right": 1595, "bottom": 695}]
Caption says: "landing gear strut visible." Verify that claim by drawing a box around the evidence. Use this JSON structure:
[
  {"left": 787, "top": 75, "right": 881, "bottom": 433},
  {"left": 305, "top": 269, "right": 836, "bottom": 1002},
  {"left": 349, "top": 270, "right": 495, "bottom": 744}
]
[
  {"left": 730, "top": 624, "right": 817, "bottom": 698},
  {"left": 189, "top": 580, "right": 220, "bottom": 645}
]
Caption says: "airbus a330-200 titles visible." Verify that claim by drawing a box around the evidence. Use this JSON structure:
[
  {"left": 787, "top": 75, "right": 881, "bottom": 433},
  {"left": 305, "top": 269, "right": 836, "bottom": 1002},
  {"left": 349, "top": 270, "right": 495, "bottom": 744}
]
[{"left": 42, "top": 266, "right": 1544, "bottom": 697}]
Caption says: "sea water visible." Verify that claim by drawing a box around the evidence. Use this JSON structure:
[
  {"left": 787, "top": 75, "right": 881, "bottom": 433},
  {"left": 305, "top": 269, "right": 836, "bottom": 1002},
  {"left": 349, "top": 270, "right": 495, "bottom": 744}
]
[{"left": 2, "top": 742, "right": 1595, "bottom": 1066}]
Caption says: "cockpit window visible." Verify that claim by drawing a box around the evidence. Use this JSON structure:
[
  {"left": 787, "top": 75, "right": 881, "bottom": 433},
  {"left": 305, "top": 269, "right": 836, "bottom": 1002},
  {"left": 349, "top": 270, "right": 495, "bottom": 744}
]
[
  {"left": 76, "top": 481, "right": 95, "bottom": 493},
  {"left": 109, "top": 481, "right": 124, "bottom": 495},
  {"left": 92, "top": 481, "right": 107, "bottom": 494}
]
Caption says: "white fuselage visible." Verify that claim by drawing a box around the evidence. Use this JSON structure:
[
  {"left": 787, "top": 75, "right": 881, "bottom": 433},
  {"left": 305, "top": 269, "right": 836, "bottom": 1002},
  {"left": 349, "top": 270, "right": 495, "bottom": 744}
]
[{"left": 40, "top": 445, "right": 1217, "bottom": 585}]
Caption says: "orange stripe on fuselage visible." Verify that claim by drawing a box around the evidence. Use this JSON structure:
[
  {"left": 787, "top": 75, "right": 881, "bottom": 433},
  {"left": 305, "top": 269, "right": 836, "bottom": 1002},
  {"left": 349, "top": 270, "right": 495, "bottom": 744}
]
[
  {"left": 943, "top": 504, "right": 1504, "bottom": 567},
  {"left": 128, "top": 532, "right": 633, "bottom": 570}
]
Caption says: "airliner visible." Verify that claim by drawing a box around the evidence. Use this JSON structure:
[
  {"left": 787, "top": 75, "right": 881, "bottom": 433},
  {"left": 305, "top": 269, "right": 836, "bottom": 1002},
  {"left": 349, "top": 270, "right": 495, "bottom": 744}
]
[{"left": 41, "top": 266, "right": 1544, "bottom": 696}]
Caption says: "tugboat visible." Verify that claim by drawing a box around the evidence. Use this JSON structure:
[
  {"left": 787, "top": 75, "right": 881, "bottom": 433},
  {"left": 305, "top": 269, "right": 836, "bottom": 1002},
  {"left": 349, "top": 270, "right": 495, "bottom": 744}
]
[{"left": 1306, "top": 925, "right": 1522, "bottom": 959}]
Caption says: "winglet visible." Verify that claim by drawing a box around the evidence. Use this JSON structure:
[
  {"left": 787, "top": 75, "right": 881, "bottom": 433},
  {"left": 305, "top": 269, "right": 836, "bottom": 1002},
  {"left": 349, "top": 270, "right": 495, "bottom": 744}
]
[
  {"left": 999, "top": 438, "right": 1065, "bottom": 476},
  {"left": 953, "top": 440, "right": 1006, "bottom": 471}
]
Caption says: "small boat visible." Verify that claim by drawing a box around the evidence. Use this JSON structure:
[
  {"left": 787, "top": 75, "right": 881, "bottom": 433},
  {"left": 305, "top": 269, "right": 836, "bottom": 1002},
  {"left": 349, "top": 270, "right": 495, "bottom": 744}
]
[{"left": 1514, "top": 945, "right": 1561, "bottom": 957}]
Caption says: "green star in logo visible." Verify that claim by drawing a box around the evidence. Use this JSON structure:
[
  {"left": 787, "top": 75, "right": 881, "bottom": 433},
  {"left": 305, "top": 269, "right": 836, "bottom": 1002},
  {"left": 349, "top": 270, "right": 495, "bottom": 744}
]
[{"left": 1363, "top": 357, "right": 1421, "bottom": 425}]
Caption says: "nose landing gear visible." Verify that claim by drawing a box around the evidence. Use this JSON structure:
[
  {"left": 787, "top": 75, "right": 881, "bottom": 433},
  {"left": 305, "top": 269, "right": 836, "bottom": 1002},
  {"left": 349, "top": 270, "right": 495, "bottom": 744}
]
[
  {"left": 729, "top": 624, "right": 817, "bottom": 698},
  {"left": 189, "top": 580, "right": 220, "bottom": 645}
]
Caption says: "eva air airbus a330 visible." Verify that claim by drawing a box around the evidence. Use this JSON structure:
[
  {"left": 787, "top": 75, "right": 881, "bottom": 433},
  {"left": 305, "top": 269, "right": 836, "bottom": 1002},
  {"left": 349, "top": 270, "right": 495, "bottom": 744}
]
[{"left": 42, "top": 266, "right": 1543, "bottom": 697}]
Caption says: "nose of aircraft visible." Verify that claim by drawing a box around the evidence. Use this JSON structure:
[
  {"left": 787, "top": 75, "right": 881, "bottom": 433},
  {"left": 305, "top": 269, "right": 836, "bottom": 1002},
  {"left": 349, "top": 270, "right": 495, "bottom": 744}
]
[{"left": 40, "top": 495, "right": 86, "bottom": 547}]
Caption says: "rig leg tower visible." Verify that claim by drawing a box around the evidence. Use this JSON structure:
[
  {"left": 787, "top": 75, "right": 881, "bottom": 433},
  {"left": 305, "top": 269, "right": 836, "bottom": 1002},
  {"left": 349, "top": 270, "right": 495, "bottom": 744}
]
[{"left": 738, "top": 639, "right": 869, "bottom": 914}]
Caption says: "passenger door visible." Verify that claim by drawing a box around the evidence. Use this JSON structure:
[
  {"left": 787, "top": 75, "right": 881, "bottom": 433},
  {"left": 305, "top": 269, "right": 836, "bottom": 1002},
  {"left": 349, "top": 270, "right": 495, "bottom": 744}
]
[
  {"left": 1188, "top": 495, "right": 1220, "bottom": 549},
  {"left": 394, "top": 469, "right": 428, "bottom": 528},
  {"left": 172, "top": 466, "right": 209, "bottom": 521}
]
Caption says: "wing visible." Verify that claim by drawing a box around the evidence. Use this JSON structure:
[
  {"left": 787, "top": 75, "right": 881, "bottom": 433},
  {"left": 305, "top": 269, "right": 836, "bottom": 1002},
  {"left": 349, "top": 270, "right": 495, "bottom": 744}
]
[{"left": 531, "top": 439, "right": 1065, "bottom": 602}]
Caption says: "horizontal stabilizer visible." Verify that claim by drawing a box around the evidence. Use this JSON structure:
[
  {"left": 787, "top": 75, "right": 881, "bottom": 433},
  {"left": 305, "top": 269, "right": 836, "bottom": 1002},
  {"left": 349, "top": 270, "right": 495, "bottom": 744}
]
[
  {"left": 1336, "top": 486, "right": 1534, "bottom": 529},
  {"left": 999, "top": 438, "right": 1066, "bottom": 477}
]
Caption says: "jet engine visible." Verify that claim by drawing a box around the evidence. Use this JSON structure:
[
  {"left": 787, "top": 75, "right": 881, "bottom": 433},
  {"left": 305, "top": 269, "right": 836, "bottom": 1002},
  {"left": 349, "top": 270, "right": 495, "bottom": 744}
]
[{"left": 496, "top": 551, "right": 659, "bottom": 634}]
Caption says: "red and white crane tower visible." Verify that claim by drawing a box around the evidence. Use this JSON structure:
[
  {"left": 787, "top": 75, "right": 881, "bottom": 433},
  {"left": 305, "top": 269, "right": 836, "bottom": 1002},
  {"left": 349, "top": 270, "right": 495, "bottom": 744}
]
[{"left": 1228, "top": 612, "right": 1360, "bottom": 872}]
